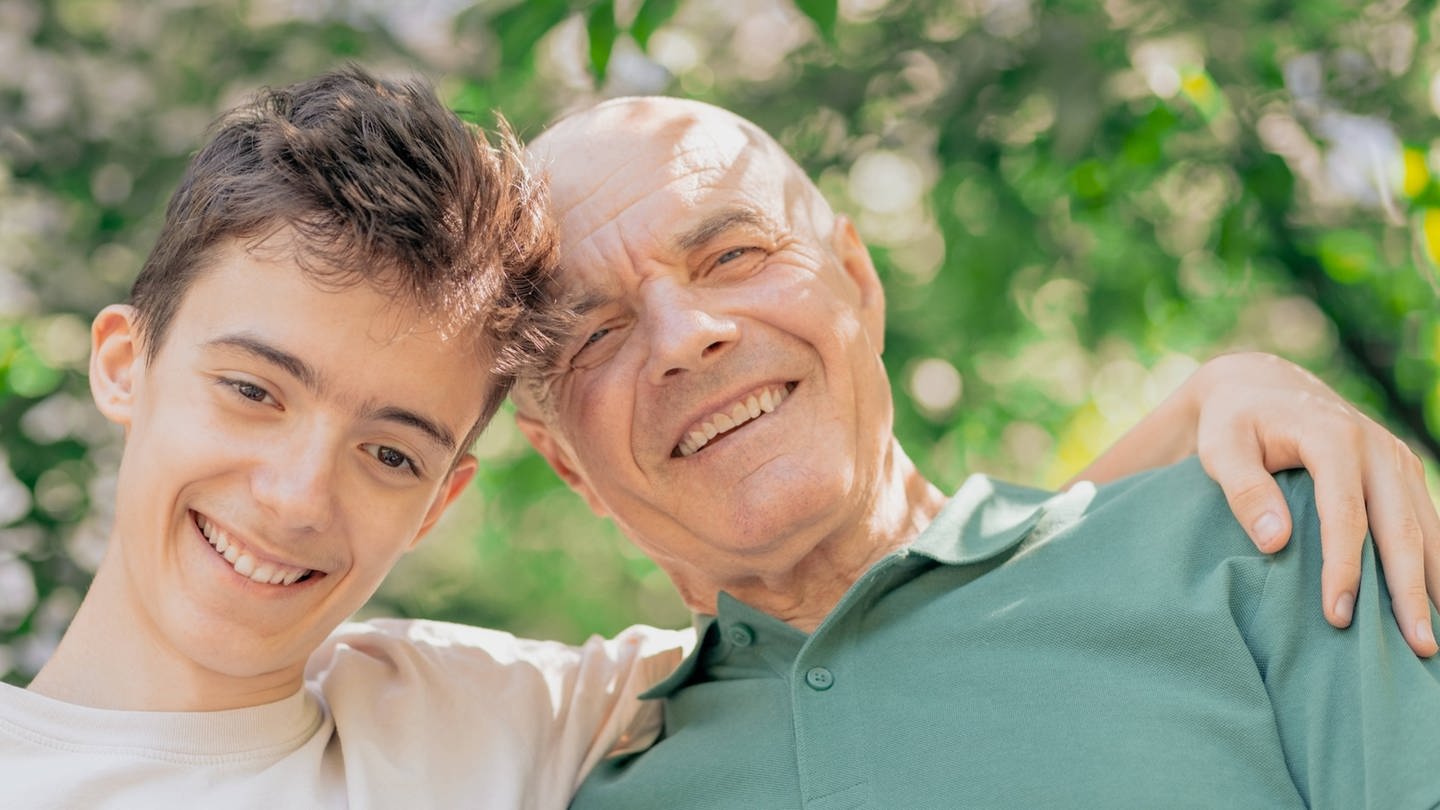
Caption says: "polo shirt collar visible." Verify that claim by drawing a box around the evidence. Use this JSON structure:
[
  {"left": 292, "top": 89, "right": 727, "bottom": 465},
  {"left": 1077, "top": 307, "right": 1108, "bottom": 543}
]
[
  {"left": 907, "top": 472, "right": 1056, "bottom": 565},
  {"left": 640, "top": 614, "right": 719, "bottom": 699},
  {"left": 640, "top": 474, "right": 1073, "bottom": 701}
]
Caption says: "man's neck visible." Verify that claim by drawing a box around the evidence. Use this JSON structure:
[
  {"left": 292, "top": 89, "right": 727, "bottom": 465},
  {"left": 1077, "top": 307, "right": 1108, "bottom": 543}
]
[
  {"left": 28, "top": 557, "right": 302, "bottom": 712},
  {"left": 675, "top": 439, "right": 947, "bottom": 633}
]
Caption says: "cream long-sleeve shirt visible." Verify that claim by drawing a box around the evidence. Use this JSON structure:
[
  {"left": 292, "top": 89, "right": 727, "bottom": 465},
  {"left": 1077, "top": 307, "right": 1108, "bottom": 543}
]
[{"left": 0, "top": 619, "right": 689, "bottom": 809}]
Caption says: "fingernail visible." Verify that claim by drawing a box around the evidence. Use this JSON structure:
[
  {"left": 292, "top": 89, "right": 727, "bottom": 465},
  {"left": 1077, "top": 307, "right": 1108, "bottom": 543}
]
[
  {"left": 1335, "top": 592, "right": 1355, "bottom": 625},
  {"left": 1416, "top": 619, "right": 1436, "bottom": 647},
  {"left": 1251, "top": 512, "right": 1283, "bottom": 548}
]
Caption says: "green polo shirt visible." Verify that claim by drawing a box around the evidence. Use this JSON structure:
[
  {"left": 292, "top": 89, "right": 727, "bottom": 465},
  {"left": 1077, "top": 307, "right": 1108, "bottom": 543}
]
[{"left": 571, "top": 458, "right": 1440, "bottom": 809}]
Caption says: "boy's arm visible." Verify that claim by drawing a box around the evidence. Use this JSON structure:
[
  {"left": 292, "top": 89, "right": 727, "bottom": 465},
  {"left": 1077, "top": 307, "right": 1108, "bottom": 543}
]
[
  {"left": 307, "top": 619, "right": 690, "bottom": 809},
  {"left": 1073, "top": 351, "right": 1439, "bottom": 656}
]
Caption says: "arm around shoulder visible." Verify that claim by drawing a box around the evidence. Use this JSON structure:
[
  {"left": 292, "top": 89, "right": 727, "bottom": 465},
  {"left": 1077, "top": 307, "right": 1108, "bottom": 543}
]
[{"left": 1244, "top": 471, "right": 1440, "bottom": 809}]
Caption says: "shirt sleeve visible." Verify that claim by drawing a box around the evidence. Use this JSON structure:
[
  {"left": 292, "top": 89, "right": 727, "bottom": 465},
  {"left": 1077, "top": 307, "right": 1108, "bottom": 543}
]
[
  {"left": 306, "top": 619, "right": 691, "bottom": 810},
  {"left": 1242, "top": 470, "right": 1440, "bottom": 810}
]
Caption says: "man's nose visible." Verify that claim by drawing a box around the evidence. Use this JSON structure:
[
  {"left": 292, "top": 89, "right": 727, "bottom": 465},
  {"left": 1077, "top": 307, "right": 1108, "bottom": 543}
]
[
  {"left": 250, "top": 428, "right": 337, "bottom": 534},
  {"left": 642, "top": 284, "right": 739, "bottom": 384}
]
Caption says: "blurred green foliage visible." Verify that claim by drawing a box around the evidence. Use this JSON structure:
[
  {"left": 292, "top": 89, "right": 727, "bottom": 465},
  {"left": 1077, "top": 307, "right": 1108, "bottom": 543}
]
[{"left": 1, "top": 0, "right": 1437, "bottom": 683}]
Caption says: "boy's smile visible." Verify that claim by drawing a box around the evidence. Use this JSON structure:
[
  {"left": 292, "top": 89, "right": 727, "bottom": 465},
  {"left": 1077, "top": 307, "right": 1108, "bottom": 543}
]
[{"left": 192, "top": 510, "right": 318, "bottom": 587}]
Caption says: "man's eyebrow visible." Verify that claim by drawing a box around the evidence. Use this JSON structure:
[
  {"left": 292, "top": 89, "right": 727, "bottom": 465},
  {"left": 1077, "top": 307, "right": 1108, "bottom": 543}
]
[
  {"left": 366, "top": 405, "right": 457, "bottom": 455},
  {"left": 673, "top": 208, "right": 773, "bottom": 253},
  {"left": 204, "top": 334, "right": 318, "bottom": 390}
]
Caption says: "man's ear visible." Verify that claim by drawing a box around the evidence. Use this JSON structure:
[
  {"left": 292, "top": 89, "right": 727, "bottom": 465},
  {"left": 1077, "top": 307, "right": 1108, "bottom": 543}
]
[
  {"left": 410, "top": 454, "right": 478, "bottom": 550},
  {"left": 831, "top": 215, "right": 886, "bottom": 353},
  {"left": 514, "top": 412, "right": 610, "bottom": 518},
  {"left": 90, "top": 304, "right": 143, "bottom": 428}
]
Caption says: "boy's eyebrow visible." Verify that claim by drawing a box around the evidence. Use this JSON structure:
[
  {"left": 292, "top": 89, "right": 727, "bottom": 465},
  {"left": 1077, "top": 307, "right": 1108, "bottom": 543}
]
[
  {"left": 364, "top": 405, "right": 457, "bottom": 455},
  {"left": 672, "top": 207, "right": 773, "bottom": 253},
  {"left": 203, "top": 333, "right": 458, "bottom": 455},
  {"left": 206, "top": 334, "right": 317, "bottom": 389}
]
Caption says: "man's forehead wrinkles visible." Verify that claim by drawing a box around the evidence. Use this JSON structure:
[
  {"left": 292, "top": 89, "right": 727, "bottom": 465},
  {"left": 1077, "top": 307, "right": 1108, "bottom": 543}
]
[
  {"left": 562, "top": 162, "right": 728, "bottom": 261},
  {"left": 546, "top": 149, "right": 646, "bottom": 228}
]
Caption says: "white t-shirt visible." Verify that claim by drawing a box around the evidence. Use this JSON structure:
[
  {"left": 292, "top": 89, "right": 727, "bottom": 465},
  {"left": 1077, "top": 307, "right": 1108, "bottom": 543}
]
[{"left": 0, "top": 619, "right": 689, "bottom": 809}]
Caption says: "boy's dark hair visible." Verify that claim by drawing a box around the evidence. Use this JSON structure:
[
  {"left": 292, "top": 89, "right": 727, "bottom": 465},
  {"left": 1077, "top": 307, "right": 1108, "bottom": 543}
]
[{"left": 129, "top": 65, "right": 565, "bottom": 447}]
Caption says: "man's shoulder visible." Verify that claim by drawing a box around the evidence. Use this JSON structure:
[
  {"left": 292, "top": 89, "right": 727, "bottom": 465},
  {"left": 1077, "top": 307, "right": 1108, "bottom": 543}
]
[
  {"left": 1084, "top": 456, "right": 1318, "bottom": 546},
  {"left": 995, "top": 457, "right": 1303, "bottom": 607}
]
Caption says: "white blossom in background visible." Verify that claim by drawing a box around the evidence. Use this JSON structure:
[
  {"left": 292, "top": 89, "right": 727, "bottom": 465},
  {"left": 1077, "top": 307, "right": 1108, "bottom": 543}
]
[
  {"left": 0, "top": 451, "right": 31, "bottom": 526},
  {"left": 849, "top": 149, "right": 925, "bottom": 214},
  {"left": 908, "top": 357, "right": 963, "bottom": 418},
  {"left": 1315, "top": 111, "right": 1404, "bottom": 220},
  {"left": 0, "top": 555, "right": 37, "bottom": 631},
  {"left": 1285, "top": 52, "right": 1406, "bottom": 221},
  {"left": 1130, "top": 36, "right": 1205, "bottom": 100}
]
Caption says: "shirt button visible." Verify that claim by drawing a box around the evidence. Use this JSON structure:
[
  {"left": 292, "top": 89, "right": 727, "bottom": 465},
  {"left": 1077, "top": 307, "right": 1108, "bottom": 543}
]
[
  {"left": 805, "top": 666, "right": 834, "bottom": 691},
  {"left": 726, "top": 623, "right": 755, "bottom": 647}
]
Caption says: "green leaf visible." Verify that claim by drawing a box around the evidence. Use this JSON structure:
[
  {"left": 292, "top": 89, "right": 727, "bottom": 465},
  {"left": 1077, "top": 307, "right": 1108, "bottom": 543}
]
[
  {"left": 1316, "top": 230, "right": 1375, "bottom": 284},
  {"left": 632, "top": 0, "right": 682, "bottom": 50},
  {"left": 793, "top": 0, "right": 837, "bottom": 42},
  {"left": 492, "top": 0, "right": 572, "bottom": 69},
  {"left": 587, "top": 0, "right": 618, "bottom": 83}
]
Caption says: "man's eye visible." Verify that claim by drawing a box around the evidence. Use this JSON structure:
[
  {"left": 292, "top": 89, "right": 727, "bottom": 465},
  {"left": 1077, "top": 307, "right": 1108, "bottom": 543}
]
[
  {"left": 717, "top": 247, "right": 750, "bottom": 264},
  {"left": 364, "top": 444, "right": 417, "bottom": 475},
  {"left": 569, "top": 321, "right": 627, "bottom": 369}
]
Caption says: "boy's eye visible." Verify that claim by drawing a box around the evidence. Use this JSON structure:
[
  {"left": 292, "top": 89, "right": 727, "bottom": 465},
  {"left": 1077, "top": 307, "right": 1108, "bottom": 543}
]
[
  {"left": 219, "top": 378, "right": 276, "bottom": 406},
  {"left": 364, "top": 443, "right": 418, "bottom": 475},
  {"left": 235, "top": 382, "right": 268, "bottom": 402}
]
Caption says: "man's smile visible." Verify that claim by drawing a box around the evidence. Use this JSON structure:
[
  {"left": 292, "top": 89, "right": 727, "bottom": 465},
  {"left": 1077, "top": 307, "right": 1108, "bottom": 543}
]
[
  {"left": 674, "top": 382, "right": 795, "bottom": 457},
  {"left": 191, "top": 510, "right": 318, "bottom": 586}
]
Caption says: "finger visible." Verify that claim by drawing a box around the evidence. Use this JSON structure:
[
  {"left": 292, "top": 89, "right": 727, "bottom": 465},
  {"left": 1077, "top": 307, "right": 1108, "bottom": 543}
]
[
  {"left": 1303, "top": 439, "right": 1368, "bottom": 629},
  {"left": 1198, "top": 431, "right": 1293, "bottom": 553},
  {"left": 1401, "top": 448, "right": 1440, "bottom": 655},
  {"left": 1415, "top": 477, "right": 1440, "bottom": 615},
  {"left": 1363, "top": 444, "right": 1436, "bottom": 656}
]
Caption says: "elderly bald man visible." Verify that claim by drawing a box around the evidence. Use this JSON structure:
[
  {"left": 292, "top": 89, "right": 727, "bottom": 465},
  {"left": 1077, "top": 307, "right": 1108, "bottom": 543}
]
[{"left": 515, "top": 96, "right": 1440, "bottom": 808}]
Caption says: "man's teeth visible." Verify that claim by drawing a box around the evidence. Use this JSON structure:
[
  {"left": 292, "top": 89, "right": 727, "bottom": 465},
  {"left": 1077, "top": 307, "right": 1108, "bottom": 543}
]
[
  {"left": 198, "top": 517, "right": 311, "bottom": 586},
  {"left": 677, "top": 384, "right": 790, "bottom": 457}
]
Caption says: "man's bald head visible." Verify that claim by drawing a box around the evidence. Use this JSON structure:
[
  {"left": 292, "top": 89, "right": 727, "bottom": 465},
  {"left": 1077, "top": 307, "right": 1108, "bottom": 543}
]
[{"left": 528, "top": 96, "right": 837, "bottom": 263}]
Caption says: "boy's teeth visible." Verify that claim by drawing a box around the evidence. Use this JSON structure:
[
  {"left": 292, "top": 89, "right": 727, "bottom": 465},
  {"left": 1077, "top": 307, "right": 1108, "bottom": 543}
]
[
  {"left": 197, "top": 512, "right": 312, "bottom": 586},
  {"left": 233, "top": 553, "right": 256, "bottom": 577}
]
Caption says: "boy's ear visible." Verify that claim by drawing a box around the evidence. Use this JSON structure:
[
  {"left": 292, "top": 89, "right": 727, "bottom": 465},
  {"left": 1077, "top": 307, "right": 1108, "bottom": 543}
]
[
  {"left": 830, "top": 215, "right": 886, "bottom": 354},
  {"left": 90, "top": 305, "right": 143, "bottom": 428},
  {"left": 410, "top": 454, "right": 478, "bottom": 550},
  {"left": 514, "top": 412, "right": 609, "bottom": 518}
]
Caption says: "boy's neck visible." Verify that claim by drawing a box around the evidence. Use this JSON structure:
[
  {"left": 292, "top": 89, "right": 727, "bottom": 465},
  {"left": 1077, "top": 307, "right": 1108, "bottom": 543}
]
[{"left": 28, "top": 558, "right": 303, "bottom": 712}]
